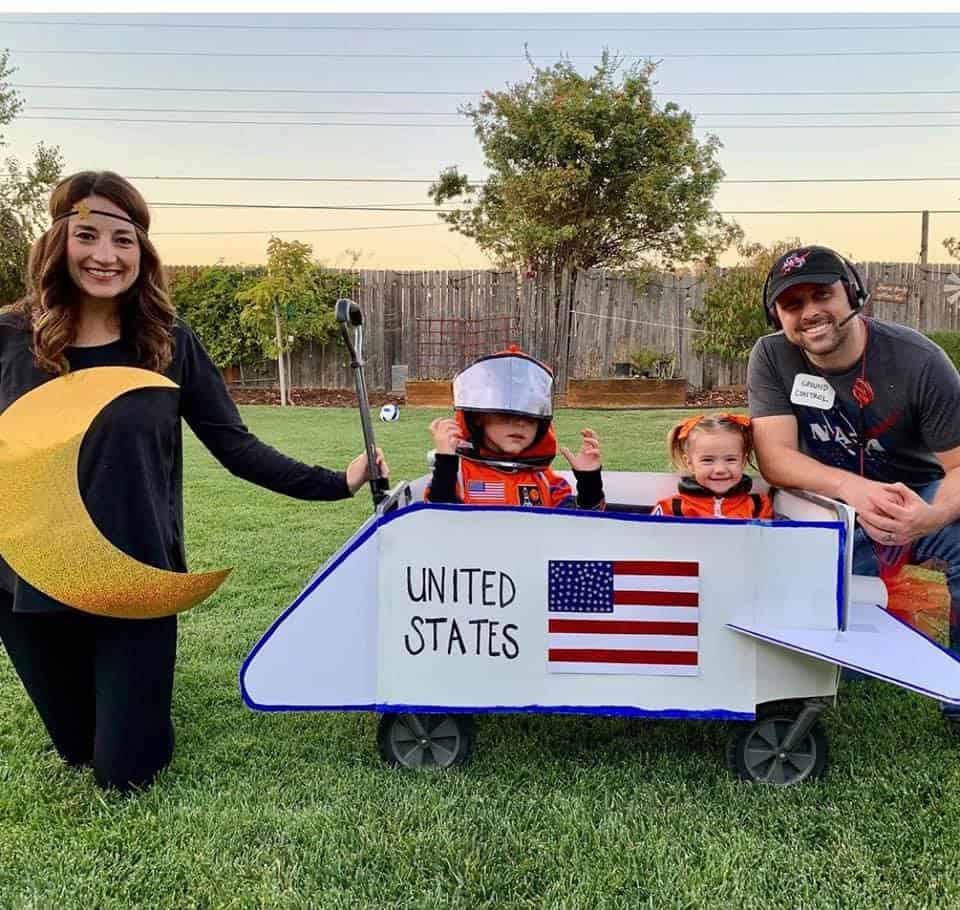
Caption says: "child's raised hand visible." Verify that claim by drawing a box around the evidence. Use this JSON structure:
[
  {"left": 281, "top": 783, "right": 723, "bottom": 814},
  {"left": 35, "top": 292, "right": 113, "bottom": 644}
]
[
  {"left": 430, "top": 417, "right": 464, "bottom": 455},
  {"left": 560, "top": 428, "right": 602, "bottom": 472}
]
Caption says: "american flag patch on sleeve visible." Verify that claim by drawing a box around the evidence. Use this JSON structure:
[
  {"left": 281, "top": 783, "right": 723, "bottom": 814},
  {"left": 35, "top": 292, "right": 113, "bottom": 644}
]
[{"left": 466, "top": 479, "right": 507, "bottom": 503}]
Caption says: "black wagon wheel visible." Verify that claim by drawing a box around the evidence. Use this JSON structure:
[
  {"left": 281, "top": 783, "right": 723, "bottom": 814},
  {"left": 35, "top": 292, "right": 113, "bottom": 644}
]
[
  {"left": 727, "top": 715, "right": 829, "bottom": 786},
  {"left": 377, "top": 713, "right": 475, "bottom": 769}
]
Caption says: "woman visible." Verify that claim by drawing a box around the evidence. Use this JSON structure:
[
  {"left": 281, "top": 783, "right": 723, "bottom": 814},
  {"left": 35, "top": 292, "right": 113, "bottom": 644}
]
[{"left": 0, "top": 170, "right": 386, "bottom": 792}]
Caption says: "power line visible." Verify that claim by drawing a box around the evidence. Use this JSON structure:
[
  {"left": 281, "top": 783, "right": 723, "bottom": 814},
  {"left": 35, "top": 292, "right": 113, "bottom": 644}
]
[
  {"left": 700, "top": 111, "right": 960, "bottom": 117},
  {"left": 89, "top": 175, "right": 960, "bottom": 185},
  {"left": 675, "top": 91, "right": 960, "bottom": 97},
  {"left": 13, "top": 83, "right": 960, "bottom": 97},
  {"left": 721, "top": 209, "right": 960, "bottom": 215},
  {"left": 149, "top": 202, "right": 456, "bottom": 212},
  {"left": 19, "top": 115, "right": 468, "bottom": 127},
  {"left": 2, "top": 18, "right": 959, "bottom": 32},
  {"left": 18, "top": 114, "right": 960, "bottom": 130},
  {"left": 143, "top": 202, "right": 960, "bottom": 214},
  {"left": 129, "top": 176, "right": 448, "bottom": 184},
  {"left": 152, "top": 223, "right": 449, "bottom": 236},
  {"left": 7, "top": 173, "right": 960, "bottom": 185},
  {"left": 11, "top": 47, "right": 960, "bottom": 59},
  {"left": 26, "top": 105, "right": 463, "bottom": 116},
  {"left": 23, "top": 105, "right": 960, "bottom": 117},
  {"left": 9, "top": 83, "right": 483, "bottom": 95},
  {"left": 725, "top": 177, "right": 960, "bottom": 183},
  {"left": 701, "top": 124, "right": 960, "bottom": 129}
]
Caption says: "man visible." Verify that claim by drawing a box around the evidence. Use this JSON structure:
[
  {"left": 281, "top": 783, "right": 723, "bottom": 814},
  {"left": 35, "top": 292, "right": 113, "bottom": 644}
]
[{"left": 747, "top": 245, "right": 960, "bottom": 718}]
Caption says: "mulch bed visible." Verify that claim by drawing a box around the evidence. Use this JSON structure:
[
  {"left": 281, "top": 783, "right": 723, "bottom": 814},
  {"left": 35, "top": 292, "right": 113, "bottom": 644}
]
[
  {"left": 229, "top": 386, "right": 747, "bottom": 409},
  {"left": 229, "top": 388, "right": 404, "bottom": 407},
  {"left": 684, "top": 387, "right": 748, "bottom": 409}
]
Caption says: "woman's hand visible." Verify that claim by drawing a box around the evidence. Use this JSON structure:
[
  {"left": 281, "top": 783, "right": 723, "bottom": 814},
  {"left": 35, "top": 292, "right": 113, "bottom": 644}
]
[
  {"left": 560, "top": 428, "right": 602, "bottom": 472},
  {"left": 346, "top": 447, "right": 389, "bottom": 495},
  {"left": 430, "top": 417, "right": 464, "bottom": 456}
]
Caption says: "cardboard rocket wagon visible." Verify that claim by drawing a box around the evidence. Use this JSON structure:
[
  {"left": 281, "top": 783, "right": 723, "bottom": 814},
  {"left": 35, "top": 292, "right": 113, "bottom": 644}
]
[{"left": 241, "top": 470, "right": 960, "bottom": 786}]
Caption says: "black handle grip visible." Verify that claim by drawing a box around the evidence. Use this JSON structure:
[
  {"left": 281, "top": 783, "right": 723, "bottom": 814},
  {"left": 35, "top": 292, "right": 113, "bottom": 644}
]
[{"left": 335, "top": 298, "right": 362, "bottom": 326}]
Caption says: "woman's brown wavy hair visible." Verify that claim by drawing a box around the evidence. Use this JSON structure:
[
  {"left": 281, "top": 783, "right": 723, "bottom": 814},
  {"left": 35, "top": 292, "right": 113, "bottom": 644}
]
[{"left": 10, "top": 170, "right": 174, "bottom": 375}]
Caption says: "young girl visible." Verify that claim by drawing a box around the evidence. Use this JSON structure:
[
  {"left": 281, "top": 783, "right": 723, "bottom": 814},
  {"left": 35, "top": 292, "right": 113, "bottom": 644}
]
[{"left": 653, "top": 413, "right": 774, "bottom": 519}]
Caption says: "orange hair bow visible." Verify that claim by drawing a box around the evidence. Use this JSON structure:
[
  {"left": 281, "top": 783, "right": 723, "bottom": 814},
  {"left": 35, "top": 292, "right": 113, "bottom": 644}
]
[{"left": 677, "top": 412, "right": 751, "bottom": 441}]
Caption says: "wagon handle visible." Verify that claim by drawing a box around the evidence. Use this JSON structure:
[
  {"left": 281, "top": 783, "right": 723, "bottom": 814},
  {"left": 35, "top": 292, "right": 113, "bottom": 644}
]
[{"left": 336, "top": 298, "right": 388, "bottom": 507}]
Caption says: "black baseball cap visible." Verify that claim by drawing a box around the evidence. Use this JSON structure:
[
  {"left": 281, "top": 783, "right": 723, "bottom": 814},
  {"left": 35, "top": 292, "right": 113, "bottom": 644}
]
[{"left": 765, "top": 246, "right": 850, "bottom": 309}]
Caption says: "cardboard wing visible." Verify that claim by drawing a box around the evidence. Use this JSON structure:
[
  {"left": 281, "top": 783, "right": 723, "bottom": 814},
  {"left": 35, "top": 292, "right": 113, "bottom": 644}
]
[{"left": 728, "top": 598, "right": 960, "bottom": 705}]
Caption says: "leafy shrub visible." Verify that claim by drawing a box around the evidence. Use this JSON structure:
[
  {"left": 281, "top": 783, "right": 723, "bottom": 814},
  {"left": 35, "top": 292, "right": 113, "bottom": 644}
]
[
  {"left": 629, "top": 346, "right": 676, "bottom": 378},
  {"left": 927, "top": 331, "right": 960, "bottom": 372},
  {"left": 170, "top": 265, "right": 265, "bottom": 368}
]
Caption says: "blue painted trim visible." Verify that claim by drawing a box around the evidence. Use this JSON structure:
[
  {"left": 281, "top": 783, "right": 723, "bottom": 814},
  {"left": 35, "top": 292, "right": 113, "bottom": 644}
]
[
  {"left": 835, "top": 520, "right": 848, "bottom": 631},
  {"left": 885, "top": 609, "right": 960, "bottom": 665},
  {"left": 382, "top": 499, "right": 845, "bottom": 532},
  {"left": 246, "top": 700, "right": 754, "bottom": 721},
  {"left": 726, "top": 621, "right": 960, "bottom": 704}
]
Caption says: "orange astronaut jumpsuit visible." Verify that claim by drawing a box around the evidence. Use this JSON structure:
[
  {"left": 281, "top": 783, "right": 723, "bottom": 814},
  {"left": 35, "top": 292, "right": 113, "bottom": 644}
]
[
  {"left": 653, "top": 477, "right": 774, "bottom": 519},
  {"left": 426, "top": 412, "right": 604, "bottom": 509}
]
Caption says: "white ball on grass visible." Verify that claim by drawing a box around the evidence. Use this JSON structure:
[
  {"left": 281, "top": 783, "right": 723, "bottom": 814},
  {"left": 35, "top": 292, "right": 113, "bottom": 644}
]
[{"left": 379, "top": 404, "right": 400, "bottom": 422}]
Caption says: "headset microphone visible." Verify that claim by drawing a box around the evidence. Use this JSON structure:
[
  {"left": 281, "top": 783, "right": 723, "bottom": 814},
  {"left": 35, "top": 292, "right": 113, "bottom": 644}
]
[{"left": 836, "top": 309, "right": 861, "bottom": 328}]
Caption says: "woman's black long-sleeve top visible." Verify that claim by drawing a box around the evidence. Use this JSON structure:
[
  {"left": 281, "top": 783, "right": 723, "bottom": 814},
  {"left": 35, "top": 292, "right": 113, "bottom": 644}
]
[{"left": 0, "top": 312, "right": 350, "bottom": 613}]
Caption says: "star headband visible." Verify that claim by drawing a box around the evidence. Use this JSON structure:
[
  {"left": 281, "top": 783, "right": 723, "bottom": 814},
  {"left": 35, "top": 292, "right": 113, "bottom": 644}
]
[
  {"left": 677, "top": 412, "right": 752, "bottom": 441},
  {"left": 52, "top": 200, "right": 146, "bottom": 233}
]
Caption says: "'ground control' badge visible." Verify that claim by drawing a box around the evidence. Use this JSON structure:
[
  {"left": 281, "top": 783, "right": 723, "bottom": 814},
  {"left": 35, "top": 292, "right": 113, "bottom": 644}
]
[{"left": 790, "top": 373, "right": 836, "bottom": 410}]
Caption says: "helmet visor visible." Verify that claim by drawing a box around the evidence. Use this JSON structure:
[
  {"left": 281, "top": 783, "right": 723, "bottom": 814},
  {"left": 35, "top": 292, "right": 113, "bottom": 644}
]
[{"left": 453, "top": 354, "right": 553, "bottom": 418}]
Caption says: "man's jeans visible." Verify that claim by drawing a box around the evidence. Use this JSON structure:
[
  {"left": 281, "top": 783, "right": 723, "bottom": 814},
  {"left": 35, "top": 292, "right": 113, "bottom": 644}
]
[{"left": 851, "top": 479, "right": 960, "bottom": 654}]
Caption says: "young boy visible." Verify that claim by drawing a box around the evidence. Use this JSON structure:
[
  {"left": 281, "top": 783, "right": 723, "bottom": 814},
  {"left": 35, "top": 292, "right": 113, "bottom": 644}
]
[{"left": 425, "top": 347, "right": 604, "bottom": 509}]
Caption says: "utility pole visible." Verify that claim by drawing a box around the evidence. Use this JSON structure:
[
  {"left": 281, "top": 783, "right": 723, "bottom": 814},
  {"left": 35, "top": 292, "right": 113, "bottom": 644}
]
[{"left": 919, "top": 210, "right": 930, "bottom": 332}]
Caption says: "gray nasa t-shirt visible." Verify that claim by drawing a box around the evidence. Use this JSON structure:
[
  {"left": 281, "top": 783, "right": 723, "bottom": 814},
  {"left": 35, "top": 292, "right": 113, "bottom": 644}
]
[{"left": 747, "top": 318, "right": 960, "bottom": 488}]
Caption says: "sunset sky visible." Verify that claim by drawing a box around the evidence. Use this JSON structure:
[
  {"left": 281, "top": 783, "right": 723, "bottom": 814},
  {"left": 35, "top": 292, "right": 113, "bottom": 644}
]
[{"left": 3, "top": 7, "right": 960, "bottom": 269}]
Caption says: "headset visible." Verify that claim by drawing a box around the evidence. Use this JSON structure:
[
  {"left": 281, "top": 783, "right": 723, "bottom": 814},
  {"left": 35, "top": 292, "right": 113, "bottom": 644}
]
[{"left": 762, "top": 247, "right": 869, "bottom": 329}]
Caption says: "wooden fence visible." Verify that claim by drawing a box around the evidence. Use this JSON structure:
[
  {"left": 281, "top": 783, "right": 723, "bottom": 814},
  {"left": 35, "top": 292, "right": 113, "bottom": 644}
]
[{"left": 166, "top": 261, "right": 960, "bottom": 392}]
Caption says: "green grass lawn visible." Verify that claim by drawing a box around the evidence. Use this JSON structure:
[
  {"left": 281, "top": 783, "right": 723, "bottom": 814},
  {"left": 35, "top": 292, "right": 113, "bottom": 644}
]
[{"left": 2, "top": 406, "right": 959, "bottom": 909}]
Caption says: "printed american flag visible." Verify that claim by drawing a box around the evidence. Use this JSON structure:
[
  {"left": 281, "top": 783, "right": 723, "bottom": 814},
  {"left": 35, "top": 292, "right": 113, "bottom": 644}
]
[
  {"left": 466, "top": 479, "right": 506, "bottom": 503},
  {"left": 547, "top": 559, "right": 700, "bottom": 675}
]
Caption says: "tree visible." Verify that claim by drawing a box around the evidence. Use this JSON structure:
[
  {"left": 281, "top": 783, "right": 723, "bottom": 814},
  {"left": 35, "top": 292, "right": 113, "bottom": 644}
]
[
  {"left": 690, "top": 238, "right": 801, "bottom": 363},
  {"left": 235, "top": 237, "right": 357, "bottom": 405},
  {"left": 945, "top": 237, "right": 960, "bottom": 261},
  {"left": 169, "top": 265, "right": 265, "bottom": 368},
  {"left": 429, "top": 51, "right": 739, "bottom": 374},
  {"left": 0, "top": 51, "right": 63, "bottom": 304}
]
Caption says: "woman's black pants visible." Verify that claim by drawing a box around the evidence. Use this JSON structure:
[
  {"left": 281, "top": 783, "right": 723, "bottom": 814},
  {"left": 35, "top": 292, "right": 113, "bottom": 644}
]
[{"left": 0, "top": 590, "right": 177, "bottom": 792}]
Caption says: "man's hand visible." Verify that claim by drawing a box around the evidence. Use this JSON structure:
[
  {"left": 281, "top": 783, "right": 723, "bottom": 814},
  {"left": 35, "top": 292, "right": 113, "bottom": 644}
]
[
  {"left": 833, "top": 473, "right": 905, "bottom": 541},
  {"left": 560, "top": 428, "right": 602, "bottom": 472},
  {"left": 835, "top": 475, "right": 936, "bottom": 545},
  {"left": 429, "top": 417, "right": 463, "bottom": 456},
  {"left": 346, "top": 447, "right": 389, "bottom": 495},
  {"left": 859, "top": 481, "right": 946, "bottom": 545}
]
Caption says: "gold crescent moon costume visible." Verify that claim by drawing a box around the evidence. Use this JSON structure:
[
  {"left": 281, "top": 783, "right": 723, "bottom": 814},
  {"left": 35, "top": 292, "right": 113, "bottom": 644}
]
[{"left": 0, "top": 367, "right": 230, "bottom": 618}]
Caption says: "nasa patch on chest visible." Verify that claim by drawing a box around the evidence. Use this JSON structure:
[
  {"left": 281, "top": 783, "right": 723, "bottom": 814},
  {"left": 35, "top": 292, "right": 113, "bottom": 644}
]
[
  {"left": 790, "top": 373, "right": 836, "bottom": 410},
  {"left": 517, "top": 484, "right": 543, "bottom": 507}
]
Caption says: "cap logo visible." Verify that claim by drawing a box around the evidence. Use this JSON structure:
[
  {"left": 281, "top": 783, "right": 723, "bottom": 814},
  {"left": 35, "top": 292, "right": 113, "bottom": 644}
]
[{"left": 780, "top": 250, "right": 812, "bottom": 275}]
